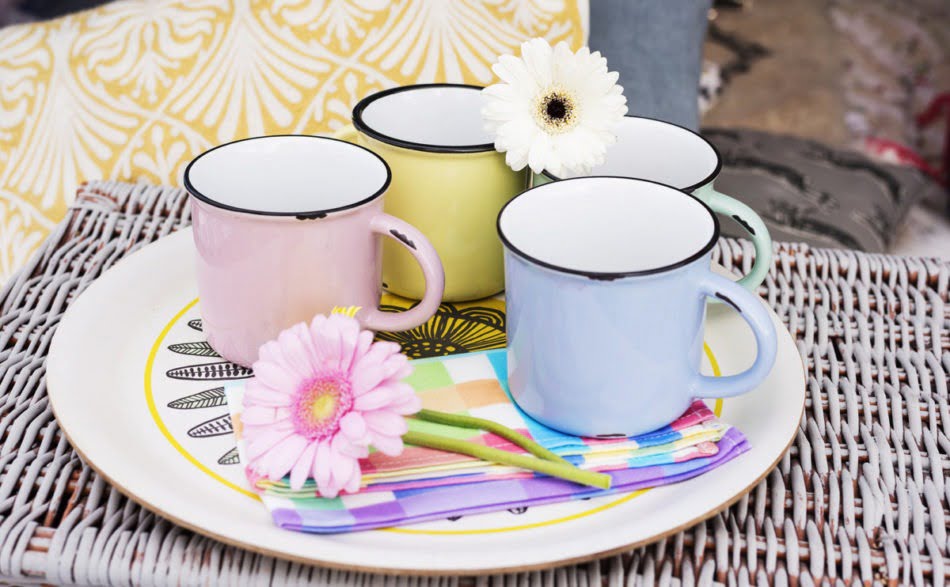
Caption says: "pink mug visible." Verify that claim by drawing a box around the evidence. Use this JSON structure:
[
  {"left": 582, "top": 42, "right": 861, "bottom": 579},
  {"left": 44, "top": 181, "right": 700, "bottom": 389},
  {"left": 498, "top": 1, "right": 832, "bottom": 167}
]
[{"left": 184, "top": 135, "right": 445, "bottom": 367}]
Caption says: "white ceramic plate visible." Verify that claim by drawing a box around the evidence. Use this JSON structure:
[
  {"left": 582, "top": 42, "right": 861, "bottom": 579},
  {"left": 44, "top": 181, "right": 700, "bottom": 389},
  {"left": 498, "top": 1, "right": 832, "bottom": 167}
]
[{"left": 47, "top": 228, "right": 805, "bottom": 575}]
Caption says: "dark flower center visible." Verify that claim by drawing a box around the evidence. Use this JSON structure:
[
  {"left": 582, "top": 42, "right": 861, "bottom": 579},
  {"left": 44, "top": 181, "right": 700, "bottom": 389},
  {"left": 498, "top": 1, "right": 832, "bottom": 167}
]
[
  {"left": 546, "top": 98, "right": 567, "bottom": 120},
  {"left": 536, "top": 90, "right": 577, "bottom": 133}
]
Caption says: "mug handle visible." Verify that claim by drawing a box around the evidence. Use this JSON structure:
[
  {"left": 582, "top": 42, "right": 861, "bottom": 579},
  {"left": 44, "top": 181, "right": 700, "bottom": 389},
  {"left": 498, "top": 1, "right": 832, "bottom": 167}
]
[
  {"left": 357, "top": 214, "right": 445, "bottom": 332},
  {"left": 706, "top": 188, "right": 772, "bottom": 291},
  {"left": 333, "top": 123, "right": 359, "bottom": 143},
  {"left": 693, "top": 271, "right": 777, "bottom": 398}
]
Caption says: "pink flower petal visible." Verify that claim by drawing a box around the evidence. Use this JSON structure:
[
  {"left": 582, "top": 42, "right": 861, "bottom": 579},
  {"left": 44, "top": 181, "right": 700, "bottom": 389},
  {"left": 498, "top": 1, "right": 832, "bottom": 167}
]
[
  {"left": 311, "top": 317, "right": 344, "bottom": 371},
  {"left": 386, "top": 381, "right": 416, "bottom": 400},
  {"left": 371, "top": 433, "right": 405, "bottom": 456},
  {"left": 252, "top": 361, "right": 302, "bottom": 394},
  {"left": 343, "top": 469, "right": 362, "bottom": 494},
  {"left": 244, "top": 428, "right": 294, "bottom": 461},
  {"left": 350, "top": 331, "right": 375, "bottom": 371},
  {"left": 313, "top": 439, "right": 332, "bottom": 491},
  {"left": 378, "top": 353, "right": 411, "bottom": 381},
  {"left": 387, "top": 390, "right": 422, "bottom": 416},
  {"left": 240, "top": 405, "right": 281, "bottom": 426},
  {"left": 245, "top": 425, "right": 294, "bottom": 460},
  {"left": 390, "top": 361, "right": 413, "bottom": 382},
  {"left": 349, "top": 342, "right": 400, "bottom": 395},
  {"left": 243, "top": 379, "right": 293, "bottom": 406},
  {"left": 319, "top": 484, "right": 340, "bottom": 498},
  {"left": 333, "top": 434, "right": 369, "bottom": 459},
  {"left": 264, "top": 434, "right": 309, "bottom": 480},
  {"left": 338, "top": 412, "right": 370, "bottom": 446},
  {"left": 363, "top": 409, "right": 409, "bottom": 437},
  {"left": 289, "top": 441, "right": 318, "bottom": 490},
  {"left": 243, "top": 386, "right": 292, "bottom": 408},
  {"left": 275, "top": 323, "right": 318, "bottom": 380},
  {"left": 294, "top": 323, "right": 322, "bottom": 371},
  {"left": 307, "top": 314, "right": 328, "bottom": 345},
  {"left": 353, "top": 386, "right": 398, "bottom": 411},
  {"left": 329, "top": 448, "right": 355, "bottom": 489},
  {"left": 372, "top": 340, "right": 403, "bottom": 357},
  {"left": 349, "top": 364, "right": 385, "bottom": 398},
  {"left": 330, "top": 315, "right": 361, "bottom": 373},
  {"left": 330, "top": 436, "right": 363, "bottom": 494},
  {"left": 256, "top": 339, "right": 284, "bottom": 365}
]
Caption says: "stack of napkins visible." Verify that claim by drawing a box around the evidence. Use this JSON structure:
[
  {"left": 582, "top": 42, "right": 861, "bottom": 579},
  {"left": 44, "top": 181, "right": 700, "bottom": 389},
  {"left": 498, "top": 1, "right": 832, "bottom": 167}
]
[{"left": 225, "top": 349, "right": 748, "bottom": 533}]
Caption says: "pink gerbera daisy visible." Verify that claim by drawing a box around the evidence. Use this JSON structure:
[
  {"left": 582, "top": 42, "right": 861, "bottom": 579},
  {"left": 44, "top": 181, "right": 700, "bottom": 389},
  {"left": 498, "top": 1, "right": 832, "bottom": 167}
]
[{"left": 241, "top": 314, "right": 421, "bottom": 497}]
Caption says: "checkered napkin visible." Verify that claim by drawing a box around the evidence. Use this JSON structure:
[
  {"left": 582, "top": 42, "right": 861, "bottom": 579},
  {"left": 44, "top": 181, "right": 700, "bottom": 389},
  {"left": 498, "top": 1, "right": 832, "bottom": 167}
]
[{"left": 225, "top": 350, "right": 749, "bottom": 532}]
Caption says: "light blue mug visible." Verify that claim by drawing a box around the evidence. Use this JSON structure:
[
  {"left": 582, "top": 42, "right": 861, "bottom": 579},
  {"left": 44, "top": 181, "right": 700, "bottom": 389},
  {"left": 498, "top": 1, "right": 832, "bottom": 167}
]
[
  {"left": 498, "top": 177, "right": 777, "bottom": 437},
  {"left": 535, "top": 116, "right": 772, "bottom": 291}
]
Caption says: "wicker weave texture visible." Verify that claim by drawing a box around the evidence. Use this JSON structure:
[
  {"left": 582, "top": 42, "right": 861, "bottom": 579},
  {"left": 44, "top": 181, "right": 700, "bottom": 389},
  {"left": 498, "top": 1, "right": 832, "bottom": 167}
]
[{"left": 0, "top": 181, "right": 947, "bottom": 586}]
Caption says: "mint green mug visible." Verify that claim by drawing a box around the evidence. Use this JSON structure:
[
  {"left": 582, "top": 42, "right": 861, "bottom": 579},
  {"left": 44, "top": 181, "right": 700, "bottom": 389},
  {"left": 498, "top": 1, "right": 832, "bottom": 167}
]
[{"left": 535, "top": 116, "right": 772, "bottom": 290}]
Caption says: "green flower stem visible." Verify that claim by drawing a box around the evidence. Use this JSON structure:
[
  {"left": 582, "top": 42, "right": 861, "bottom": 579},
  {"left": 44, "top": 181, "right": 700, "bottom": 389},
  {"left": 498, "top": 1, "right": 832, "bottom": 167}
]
[
  {"left": 403, "top": 430, "right": 612, "bottom": 490},
  {"left": 412, "top": 409, "right": 570, "bottom": 465}
]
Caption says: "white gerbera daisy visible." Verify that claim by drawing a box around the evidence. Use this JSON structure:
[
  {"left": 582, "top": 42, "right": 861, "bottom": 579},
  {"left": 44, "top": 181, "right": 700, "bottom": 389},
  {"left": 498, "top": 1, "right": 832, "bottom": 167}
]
[{"left": 481, "top": 38, "right": 628, "bottom": 177}]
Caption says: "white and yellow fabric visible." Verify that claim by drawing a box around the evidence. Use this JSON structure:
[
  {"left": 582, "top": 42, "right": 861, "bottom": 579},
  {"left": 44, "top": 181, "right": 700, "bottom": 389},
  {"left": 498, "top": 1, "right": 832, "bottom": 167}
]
[{"left": 0, "top": 0, "right": 587, "bottom": 282}]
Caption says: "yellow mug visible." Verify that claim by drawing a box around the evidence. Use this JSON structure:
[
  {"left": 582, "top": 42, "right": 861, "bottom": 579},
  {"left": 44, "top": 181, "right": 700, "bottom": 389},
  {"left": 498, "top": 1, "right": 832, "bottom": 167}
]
[{"left": 335, "top": 84, "right": 528, "bottom": 302}]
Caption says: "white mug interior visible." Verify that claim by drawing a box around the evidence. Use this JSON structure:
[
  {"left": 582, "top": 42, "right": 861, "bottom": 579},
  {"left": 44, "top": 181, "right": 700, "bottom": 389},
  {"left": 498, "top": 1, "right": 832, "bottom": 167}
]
[
  {"left": 499, "top": 177, "right": 717, "bottom": 275},
  {"left": 358, "top": 85, "right": 493, "bottom": 149},
  {"left": 184, "top": 135, "right": 389, "bottom": 215},
  {"left": 557, "top": 117, "right": 720, "bottom": 190}
]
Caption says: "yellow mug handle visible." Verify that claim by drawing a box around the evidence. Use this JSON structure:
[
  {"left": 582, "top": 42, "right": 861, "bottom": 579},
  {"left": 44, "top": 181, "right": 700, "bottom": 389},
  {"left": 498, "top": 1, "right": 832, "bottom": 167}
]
[{"left": 333, "top": 123, "right": 358, "bottom": 143}]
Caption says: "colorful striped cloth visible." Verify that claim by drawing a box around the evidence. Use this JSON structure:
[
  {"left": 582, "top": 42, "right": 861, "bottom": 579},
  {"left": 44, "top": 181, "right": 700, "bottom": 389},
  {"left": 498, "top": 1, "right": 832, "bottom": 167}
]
[{"left": 225, "top": 349, "right": 749, "bottom": 532}]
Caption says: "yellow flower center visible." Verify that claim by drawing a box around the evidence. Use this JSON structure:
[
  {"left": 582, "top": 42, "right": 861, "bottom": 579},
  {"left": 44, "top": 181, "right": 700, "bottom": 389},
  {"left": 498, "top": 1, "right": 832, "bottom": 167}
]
[
  {"left": 291, "top": 373, "right": 353, "bottom": 440},
  {"left": 535, "top": 89, "right": 578, "bottom": 134},
  {"left": 309, "top": 391, "right": 339, "bottom": 422}
]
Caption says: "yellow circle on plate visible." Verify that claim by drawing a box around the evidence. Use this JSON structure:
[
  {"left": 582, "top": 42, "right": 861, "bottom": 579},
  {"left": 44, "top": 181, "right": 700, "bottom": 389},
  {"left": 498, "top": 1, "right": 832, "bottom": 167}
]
[{"left": 145, "top": 298, "right": 724, "bottom": 533}]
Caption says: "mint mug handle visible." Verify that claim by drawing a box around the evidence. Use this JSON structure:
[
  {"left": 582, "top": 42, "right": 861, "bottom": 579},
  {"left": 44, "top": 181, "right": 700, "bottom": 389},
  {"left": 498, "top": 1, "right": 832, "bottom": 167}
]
[
  {"left": 706, "top": 188, "right": 772, "bottom": 290},
  {"left": 693, "top": 271, "right": 777, "bottom": 398},
  {"left": 358, "top": 214, "right": 444, "bottom": 332}
]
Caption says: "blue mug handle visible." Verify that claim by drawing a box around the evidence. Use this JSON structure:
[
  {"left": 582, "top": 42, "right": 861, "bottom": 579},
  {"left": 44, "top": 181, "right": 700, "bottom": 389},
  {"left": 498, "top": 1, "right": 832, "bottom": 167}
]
[{"left": 694, "top": 271, "right": 777, "bottom": 398}]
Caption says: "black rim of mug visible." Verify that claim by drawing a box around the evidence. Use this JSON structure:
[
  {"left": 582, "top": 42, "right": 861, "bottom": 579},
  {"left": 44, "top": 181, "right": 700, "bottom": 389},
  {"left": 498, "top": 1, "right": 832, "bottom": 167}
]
[
  {"left": 496, "top": 176, "right": 721, "bottom": 280},
  {"left": 352, "top": 83, "right": 496, "bottom": 154},
  {"left": 183, "top": 134, "right": 392, "bottom": 218},
  {"left": 540, "top": 115, "right": 724, "bottom": 192}
]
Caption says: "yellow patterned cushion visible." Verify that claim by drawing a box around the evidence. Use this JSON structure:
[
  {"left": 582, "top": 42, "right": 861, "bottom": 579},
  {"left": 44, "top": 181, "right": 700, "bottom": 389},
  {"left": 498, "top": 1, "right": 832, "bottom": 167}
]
[{"left": 0, "top": 0, "right": 586, "bottom": 281}]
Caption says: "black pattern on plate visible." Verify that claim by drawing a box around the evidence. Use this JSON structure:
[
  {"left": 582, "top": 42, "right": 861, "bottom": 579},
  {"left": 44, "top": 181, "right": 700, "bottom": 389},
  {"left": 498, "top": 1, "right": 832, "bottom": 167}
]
[
  {"left": 188, "top": 414, "right": 233, "bottom": 438},
  {"left": 166, "top": 361, "right": 251, "bottom": 381},
  {"left": 375, "top": 303, "right": 506, "bottom": 359},
  {"left": 167, "top": 387, "right": 227, "bottom": 409},
  {"left": 218, "top": 447, "right": 240, "bottom": 465},
  {"left": 168, "top": 341, "right": 220, "bottom": 357}
]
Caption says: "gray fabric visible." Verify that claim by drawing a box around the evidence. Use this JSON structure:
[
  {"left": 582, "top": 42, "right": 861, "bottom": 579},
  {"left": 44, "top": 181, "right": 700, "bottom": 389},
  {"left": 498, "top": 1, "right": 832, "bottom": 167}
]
[
  {"left": 705, "top": 128, "right": 940, "bottom": 252},
  {"left": 588, "top": 0, "right": 711, "bottom": 131},
  {"left": 0, "top": 180, "right": 948, "bottom": 585}
]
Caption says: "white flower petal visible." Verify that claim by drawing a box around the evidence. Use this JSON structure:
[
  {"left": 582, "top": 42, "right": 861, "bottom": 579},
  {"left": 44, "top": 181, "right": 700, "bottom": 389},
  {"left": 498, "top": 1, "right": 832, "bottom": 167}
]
[
  {"left": 527, "top": 133, "right": 555, "bottom": 174},
  {"left": 492, "top": 55, "right": 540, "bottom": 95},
  {"left": 480, "top": 37, "right": 627, "bottom": 176},
  {"left": 519, "top": 38, "right": 554, "bottom": 88}
]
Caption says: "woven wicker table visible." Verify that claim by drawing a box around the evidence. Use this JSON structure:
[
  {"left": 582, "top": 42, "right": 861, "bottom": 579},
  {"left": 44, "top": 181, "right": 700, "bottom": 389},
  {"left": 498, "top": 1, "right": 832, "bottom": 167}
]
[{"left": 1, "top": 181, "right": 947, "bottom": 586}]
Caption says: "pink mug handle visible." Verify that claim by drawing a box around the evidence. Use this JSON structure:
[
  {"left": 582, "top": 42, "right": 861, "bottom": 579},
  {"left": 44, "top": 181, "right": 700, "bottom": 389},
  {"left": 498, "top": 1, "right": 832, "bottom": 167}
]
[{"left": 358, "top": 214, "right": 444, "bottom": 332}]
